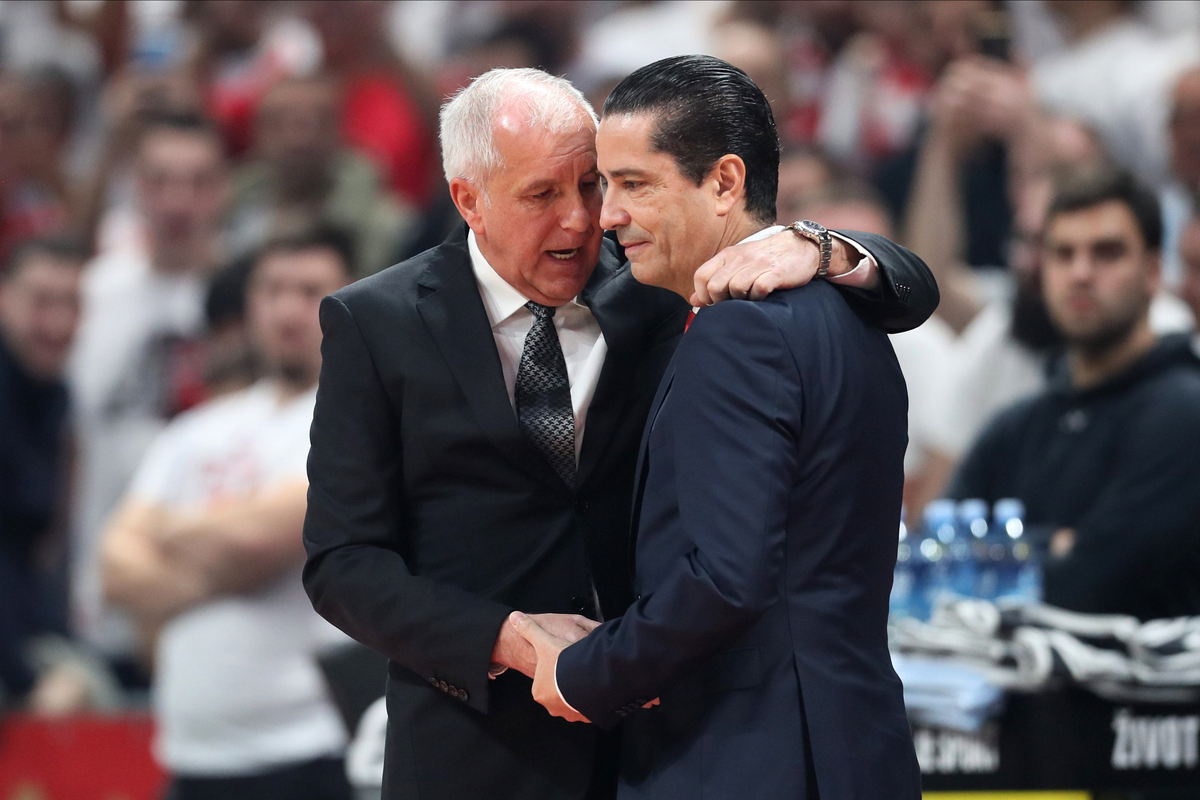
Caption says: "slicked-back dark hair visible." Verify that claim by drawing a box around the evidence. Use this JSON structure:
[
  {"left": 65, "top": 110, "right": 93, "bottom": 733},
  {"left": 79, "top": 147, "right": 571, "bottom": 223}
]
[
  {"left": 1048, "top": 164, "right": 1163, "bottom": 252},
  {"left": 603, "top": 55, "right": 780, "bottom": 224}
]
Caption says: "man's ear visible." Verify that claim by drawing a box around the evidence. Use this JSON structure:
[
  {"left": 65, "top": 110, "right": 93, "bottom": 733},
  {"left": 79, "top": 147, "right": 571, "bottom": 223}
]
[
  {"left": 709, "top": 154, "right": 748, "bottom": 217},
  {"left": 449, "top": 177, "right": 487, "bottom": 236}
]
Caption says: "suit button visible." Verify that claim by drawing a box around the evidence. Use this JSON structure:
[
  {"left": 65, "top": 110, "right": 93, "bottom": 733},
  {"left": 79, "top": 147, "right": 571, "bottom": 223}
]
[
  {"left": 429, "top": 677, "right": 438, "bottom": 686},
  {"left": 438, "top": 680, "right": 448, "bottom": 691},
  {"left": 458, "top": 689, "right": 469, "bottom": 701},
  {"left": 615, "top": 709, "right": 628, "bottom": 718},
  {"left": 570, "top": 595, "right": 590, "bottom": 615}
]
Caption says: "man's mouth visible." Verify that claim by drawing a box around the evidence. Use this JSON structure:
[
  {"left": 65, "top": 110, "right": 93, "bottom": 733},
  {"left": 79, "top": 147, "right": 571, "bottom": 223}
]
[{"left": 548, "top": 248, "right": 580, "bottom": 261}]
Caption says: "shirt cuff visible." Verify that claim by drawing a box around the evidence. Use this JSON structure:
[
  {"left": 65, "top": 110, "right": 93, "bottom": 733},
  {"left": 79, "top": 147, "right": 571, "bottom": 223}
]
[
  {"left": 553, "top": 657, "right": 582, "bottom": 715},
  {"left": 826, "top": 232, "right": 877, "bottom": 288}
]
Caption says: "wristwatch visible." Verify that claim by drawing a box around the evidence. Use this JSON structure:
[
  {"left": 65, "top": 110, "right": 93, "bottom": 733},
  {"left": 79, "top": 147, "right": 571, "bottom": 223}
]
[{"left": 785, "top": 220, "right": 833, "bottom": 278}]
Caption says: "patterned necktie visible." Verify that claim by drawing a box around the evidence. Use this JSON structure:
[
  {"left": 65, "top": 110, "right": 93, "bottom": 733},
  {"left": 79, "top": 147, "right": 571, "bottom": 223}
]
[{"left": 516, "top": 301, "right": 576, "bottom": 486}]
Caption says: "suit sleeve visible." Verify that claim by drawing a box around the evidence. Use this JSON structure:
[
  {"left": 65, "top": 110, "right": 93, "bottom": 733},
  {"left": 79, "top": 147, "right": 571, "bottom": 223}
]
[
  {"left": 830, "top": 229, "right": 939, "bottom": 334},
  {"left": 555, "top": 301, "right": 800, "bottom": 728},
  {"left": 302, "top": 295, "right": 511, "bottom": 714}
]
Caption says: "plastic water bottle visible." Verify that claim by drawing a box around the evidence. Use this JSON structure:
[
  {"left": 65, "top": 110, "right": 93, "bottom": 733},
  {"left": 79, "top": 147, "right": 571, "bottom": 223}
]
[
  {"left": 919, "top": 500, "right": 956, "bottom": 616},
  {"left": 945, "top": 499, "right": 982, "bottom": 599},
  {"left": 992, "top": 498, "right": 1042, "bottom": 603},
  {"left": 890, "top": 510, "right": 914, "bottom": 620}
]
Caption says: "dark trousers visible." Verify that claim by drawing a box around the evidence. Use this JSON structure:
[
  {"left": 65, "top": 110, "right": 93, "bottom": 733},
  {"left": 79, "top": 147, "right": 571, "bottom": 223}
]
[{"left": 165, "top": 756, "right": 354, "bottom": 800}]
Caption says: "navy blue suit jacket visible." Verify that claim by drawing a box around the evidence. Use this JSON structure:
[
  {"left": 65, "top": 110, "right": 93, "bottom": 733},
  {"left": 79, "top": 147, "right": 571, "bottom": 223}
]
[{"left": 556, "top": 280, "right": 921, "bottom": 799}]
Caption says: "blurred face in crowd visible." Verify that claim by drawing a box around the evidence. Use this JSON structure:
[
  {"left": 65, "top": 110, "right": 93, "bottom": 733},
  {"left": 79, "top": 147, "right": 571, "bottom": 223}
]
[
  {"left": 255, "top": 79, "right": 340, "bottom": 200},
  {"left": 246, "top": 246, "right": 348, "bottom": 388},
  {"left": 0, "top": 252, "right": 83, "bottom": 381},
  {"left": 306, "top": 0, "right": 387, "bottom": 71},
  {"left": 776, "top": 152, "right": 833, "bottom": 225},
  {"left": 137, "top": 127, "right": 229, "bottom": 265},
  {"left": 598, "top": 113, "right": 746, "bottom": 299},
  {"left": 1170, "top": 69, "right": 1200, "bottom": 190},
  {"left": 0, "top": 77, "right": 61, "bottom": 182},
  {"left": 1178, "top": 218, "right": 1200, "bottom": 323},
  {"left": 449, "top": 102, "right": 603, "bottom": 306},
  {"left": 800, "top": 199, "right": 893, "bottom": 239},
  {"left": 1041, "top": 200, "right": 1159, "bottom": 354}
]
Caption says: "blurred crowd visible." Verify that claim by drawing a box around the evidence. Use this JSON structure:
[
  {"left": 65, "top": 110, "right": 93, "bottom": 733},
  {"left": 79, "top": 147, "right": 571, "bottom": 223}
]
[{"left": 3, "top": 0, "right": 1200, "bottom": 788}]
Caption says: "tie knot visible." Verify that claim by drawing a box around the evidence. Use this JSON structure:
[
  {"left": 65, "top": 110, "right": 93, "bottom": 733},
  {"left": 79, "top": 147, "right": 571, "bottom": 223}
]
[{"left": 525, "top": 301, "right": 556, "bottom": 320}]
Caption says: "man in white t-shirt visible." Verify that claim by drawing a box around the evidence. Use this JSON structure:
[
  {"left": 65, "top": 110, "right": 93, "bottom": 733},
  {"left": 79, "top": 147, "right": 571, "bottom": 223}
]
[
  {"left": 69, "top": 112, "right": 231, "bottom": 659},
  {"left": 101, "top": 229, "right": 354, "bottom": 800}
]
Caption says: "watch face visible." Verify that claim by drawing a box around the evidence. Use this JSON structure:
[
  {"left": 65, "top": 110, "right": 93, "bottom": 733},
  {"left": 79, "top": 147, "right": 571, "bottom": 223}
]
[{"left": 800, "top": 220, "right": 828, "bottom": 235}]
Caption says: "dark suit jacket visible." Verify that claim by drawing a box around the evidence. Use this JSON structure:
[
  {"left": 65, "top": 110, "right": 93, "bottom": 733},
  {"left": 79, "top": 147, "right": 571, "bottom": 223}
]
[
  {"left": 556, "top": 281, "right": 922, "bottom": 800},
  {"left": 302, "top": 226, "right": 934, "bottom": 800}
]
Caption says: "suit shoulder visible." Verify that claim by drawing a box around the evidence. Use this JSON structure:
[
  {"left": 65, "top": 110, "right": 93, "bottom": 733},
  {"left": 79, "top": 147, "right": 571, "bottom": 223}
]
[{"left": 330, "top": 240, "right": 454, "bottom": 315}]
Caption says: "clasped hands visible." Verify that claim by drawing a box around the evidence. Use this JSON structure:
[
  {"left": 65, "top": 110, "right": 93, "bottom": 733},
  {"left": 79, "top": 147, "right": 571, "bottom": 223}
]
[{"left": 491, "top": 611, "right": 658, "bottom": 723}]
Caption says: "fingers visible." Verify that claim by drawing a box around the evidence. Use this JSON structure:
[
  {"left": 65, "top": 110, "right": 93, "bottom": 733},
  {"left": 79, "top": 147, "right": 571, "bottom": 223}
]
[
  {"left": 642, "top": 698, "right": 660, "bottom": 708},
  {"left": 747, "top": 271, "right": 783, "bottom": 301},
  {"left": 692, "top": 251, "right": 724, "bottom": 307}
]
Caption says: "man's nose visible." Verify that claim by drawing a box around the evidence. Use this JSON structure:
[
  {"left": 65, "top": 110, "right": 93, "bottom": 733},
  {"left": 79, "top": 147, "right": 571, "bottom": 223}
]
[
  {"left": 600, "top": 194, "right": 629, "bottom": 231},
  {"left": 559, "top": 192, "right": 592, "bottom": 233}
]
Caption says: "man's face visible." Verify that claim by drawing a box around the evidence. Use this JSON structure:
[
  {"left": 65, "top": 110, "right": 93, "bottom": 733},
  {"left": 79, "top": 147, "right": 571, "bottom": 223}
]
[
  {"left": 596, "top": 113, "right": 725, "bottom": 298},
  {"left": 0, "top": 255, "right": 83, "bottom": 380},
  {"left": 453, "top": 110, "right": 603, "bottom": 306},
  {"left": 255, "top": 80, "right": 339, "bottom": 194},
  {"left": 247, "top": 247, "right": 346, "bottom": 384},
  {"left": 1041, "top": 200, "right": 1158, "bottom": 352},
  {"left": 1178, "top": 219, "right": 1200, "bottom": 322},
  {"left": 137, "top": 130, "right": 228, "bottom": 250},
  {"left": 1171, "top": 71, "right": 1200, "bottom": 189}
]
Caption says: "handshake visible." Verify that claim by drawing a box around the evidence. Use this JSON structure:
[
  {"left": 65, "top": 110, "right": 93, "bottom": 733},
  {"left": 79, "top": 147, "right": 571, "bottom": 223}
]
[{"left": 490, "top": 611, "right": 658, "bottom": 723}]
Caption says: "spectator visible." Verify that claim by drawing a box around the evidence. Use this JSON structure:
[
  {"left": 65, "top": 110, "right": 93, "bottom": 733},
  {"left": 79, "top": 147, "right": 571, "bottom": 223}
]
[
  {"left": 946, "top": 166, "right": 1200, "bottom": 620},
  {"left": 185, "top": 0, "right": 321, "bottom": 158},
  {"left": 1161, "top": 65, "right": 1200, "bottom": 288},
  {"left": 1032, "top": 0, "right": 1200, "bottom": 191},
  {"left": 101, "top": 228, "right": 354, "bottom": 799},
  {"left": 1182, "top": 215, "right": 1200, "bottom": 330},
  {"left": 0, "top": 72, "right": 76, "bottom": 262},
  {"left": 795, "top": 180, "right": 955, "bottom": 521},
  {"left": 230, "top": 76, "right": 414, "bottom": 277},
  {"left": 69, "top": 111, "right": 229, "bottom": 662},
  {"left": 0, "top": 238, "right": 87, "bottom": 710},
  {"left": 305, "top": 0, "right": 437, "bottom": 209},
  {"left": 775, "top": 147, "right": 835, "bottom": 226}
]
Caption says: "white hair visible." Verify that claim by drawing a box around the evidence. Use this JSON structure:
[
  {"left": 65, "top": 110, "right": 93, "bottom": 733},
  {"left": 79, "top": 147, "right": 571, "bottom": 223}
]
[{"left": 439, "top": 68, "right": 598, "bottom": 187}]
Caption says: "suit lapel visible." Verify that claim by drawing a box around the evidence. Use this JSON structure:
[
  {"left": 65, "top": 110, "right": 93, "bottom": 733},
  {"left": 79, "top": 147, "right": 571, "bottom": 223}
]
[
  {"left": 415, "top": 230, "right": 571, "bottom": 497},
  {"left": 576, "top": 257, "right": 642, "bottom": 492},
  {"left": 628, "top": 349, "right": 679, "bottom": 542}
]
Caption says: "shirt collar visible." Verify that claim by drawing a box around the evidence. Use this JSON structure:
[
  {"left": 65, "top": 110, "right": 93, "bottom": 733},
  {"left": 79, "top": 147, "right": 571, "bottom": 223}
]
[{"left": 468, "top": 230, "right": 589, "bottom": 326}]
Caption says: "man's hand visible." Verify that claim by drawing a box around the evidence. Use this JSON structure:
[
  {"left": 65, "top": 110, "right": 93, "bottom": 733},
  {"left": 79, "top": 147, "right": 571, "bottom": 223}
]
[
  {"left": 512, "top": 612, "right": 591, "bottom": 722},
  {"left": 691, "top": 231, "right": 865, "bottom": 307},
  {"left": 490, "top": 612, "right": 598, "bottom": 679}
]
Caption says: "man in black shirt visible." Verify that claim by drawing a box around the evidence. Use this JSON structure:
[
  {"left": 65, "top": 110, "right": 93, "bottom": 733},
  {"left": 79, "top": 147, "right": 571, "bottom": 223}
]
[
  {"left": 948, "top": 166, "right": 1200, "bottom": 620},
  {"left": 0, "top": 238, "right": 86, "bottom": 705}
]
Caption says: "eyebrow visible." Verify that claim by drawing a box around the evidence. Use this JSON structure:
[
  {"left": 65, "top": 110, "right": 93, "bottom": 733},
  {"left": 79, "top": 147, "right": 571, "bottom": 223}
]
[{"left": 605, "top": 167, "right": 650, "bottom": 179}]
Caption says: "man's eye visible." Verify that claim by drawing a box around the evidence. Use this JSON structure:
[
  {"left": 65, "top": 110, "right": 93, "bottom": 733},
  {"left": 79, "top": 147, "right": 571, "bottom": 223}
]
[
  {"left": 532, "top": 189, "right": 552, "bottom": 200},
  {"left": 581, "top": 180, "right": 599, "bottom": 193},
  {"left": 623, "top": 181, "right": 641, "bottom": 191}
]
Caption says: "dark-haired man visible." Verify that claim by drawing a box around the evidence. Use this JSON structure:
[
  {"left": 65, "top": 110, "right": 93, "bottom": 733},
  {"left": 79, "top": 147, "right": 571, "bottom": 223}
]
[
  {"left": 515, "top": 55, "right": 922, "bottom": 799},
  {"left": 0, "top": 238, "right": 86, "bottom": 708},
  {"left": 947, "top": 166, "right": 1200, "bottom": 620},
  {"left": 70, "top": 112, "right": 231, "bottom": 661},
  {"left": 102, "top": 231, "right": 355, "bottom": 800}
]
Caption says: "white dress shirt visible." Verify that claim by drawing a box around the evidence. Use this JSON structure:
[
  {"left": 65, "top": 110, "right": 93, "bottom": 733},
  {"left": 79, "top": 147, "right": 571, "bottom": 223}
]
[{"left": 469, "top": 230, "right": 607, "bottom": 461}]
